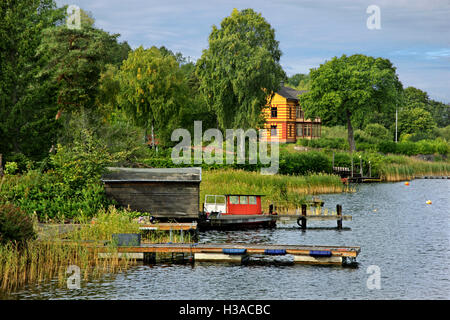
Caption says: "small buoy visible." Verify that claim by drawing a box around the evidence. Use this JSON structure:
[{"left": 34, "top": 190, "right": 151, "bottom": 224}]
[
  {"left": 426, "top": 200, "right": 432, "bottom": 205},
  {"left": 405, "top": 182, "right": 409, "bottom": 186}
]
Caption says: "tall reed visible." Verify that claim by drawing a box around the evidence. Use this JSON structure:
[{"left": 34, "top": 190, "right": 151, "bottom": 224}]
[
  {"left": 379, "top": 157, "right": 450, "bottom": 181},
  {"left": 201, "top": 169, "right": 352, "bottom": 211}
]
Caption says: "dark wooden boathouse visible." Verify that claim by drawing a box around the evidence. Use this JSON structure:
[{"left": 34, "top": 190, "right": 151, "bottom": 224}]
[{"left": 101, "top": 167, "right": 201, "bottom": 220}]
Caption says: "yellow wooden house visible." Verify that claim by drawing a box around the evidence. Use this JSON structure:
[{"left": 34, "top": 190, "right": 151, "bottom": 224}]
[{"left": 261, "top": 85, "right": 321, "bottom": 143}]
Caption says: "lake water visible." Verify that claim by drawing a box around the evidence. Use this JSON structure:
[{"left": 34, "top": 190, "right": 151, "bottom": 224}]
[{"left": 3, "top": 179, "right": 450, "bottom": 300}]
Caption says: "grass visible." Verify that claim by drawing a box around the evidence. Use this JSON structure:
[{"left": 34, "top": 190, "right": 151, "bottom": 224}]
[{"left": 201, "top": 169, "right": 353, "bottom": 211}]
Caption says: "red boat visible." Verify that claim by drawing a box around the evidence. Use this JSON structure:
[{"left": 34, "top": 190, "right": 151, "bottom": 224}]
[{"left": 199, "top": 194, "right": 277, "bottom": 230}]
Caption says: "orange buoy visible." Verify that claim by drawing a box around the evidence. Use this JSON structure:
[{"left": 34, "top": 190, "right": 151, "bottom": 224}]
[
  {"left": 426, "top": 200, "right": 432, "bottom": 205},
  {"left": 405, "top": 182, "right": 409, "bottom": 186}
]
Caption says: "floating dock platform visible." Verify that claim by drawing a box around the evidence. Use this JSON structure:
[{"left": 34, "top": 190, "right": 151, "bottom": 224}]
[{"left": 96, "top": 243, "right": 360, "bottom": 266}]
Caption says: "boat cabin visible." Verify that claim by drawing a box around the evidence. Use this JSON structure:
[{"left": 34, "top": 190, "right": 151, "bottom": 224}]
[{"left": 204, "top": 194, "right": 264, "bottom": 216}]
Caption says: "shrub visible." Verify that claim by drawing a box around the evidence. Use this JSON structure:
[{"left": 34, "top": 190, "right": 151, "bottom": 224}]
[
  {"left": 4, "top": 162, "right": 18, "bottom": 175},
  {"left": 364, "top": 123, "right": 392, "bottom": 141},
  {"left": 279, "top": 151, "right": 332, "bottom": 175},
  {"left": 0, "top": 204, "right": 36, "bottom": 245},
  {"left": 396, "top": 141, "right": 419, "bottom": 156},
  {"left": 378, "top": 141, "right": 397, "bottom": 154}
]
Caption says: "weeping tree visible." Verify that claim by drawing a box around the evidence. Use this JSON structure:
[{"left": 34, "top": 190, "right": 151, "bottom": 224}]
[
  {"left": 196, "top": 8, "right": 285, "bottom": 130},
  {"left": 301, "top": 54, "right": 404, "bottom": 152},
  {"left": 115, "top": 46, "right": 187, "bottom": 148}
]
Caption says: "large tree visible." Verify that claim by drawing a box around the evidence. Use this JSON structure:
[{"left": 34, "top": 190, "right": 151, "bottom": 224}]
[
  {"left": 0, "top": 0, "right": 65, "bottom": 161},
  {"left": 37, "top": 24, "right": 120, "bottom": 117},
  {"left": 196, "top": 8, "right": 285, "bottom": 130},
  {"left": 301, "top": 54, "right": 404, "bottom": 151},
  {"left": 115, "top": 46, "right": 188, "bottom": 148}
]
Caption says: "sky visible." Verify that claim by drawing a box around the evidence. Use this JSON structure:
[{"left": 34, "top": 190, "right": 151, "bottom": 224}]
[{"left": 56, "top": 0, "right": 450, "bottom": 103}]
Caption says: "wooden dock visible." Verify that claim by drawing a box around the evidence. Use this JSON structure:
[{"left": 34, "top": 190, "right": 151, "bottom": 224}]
[
  {"left": 275, "top": 204, "right": 351, "bottom": 229},
  {"left": 96, "top": 242, "right": 360, "bottom": 266},
  {"left": 139, "top": 222, "right": 197, "bottom": 231}
]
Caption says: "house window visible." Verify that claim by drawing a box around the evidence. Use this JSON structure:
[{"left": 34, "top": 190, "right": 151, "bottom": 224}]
[
  {"left": 296, "top": 124, "right": 303, "bottom": 137},
  {"left": 271, "top": 125, "right": 277, "bottom": 136},
  {"left": 296, "top": 107, "right": 303, "bottom": 119},
  {"left": 240, "top": 196, "right": 248, "bottom": 204},
  {"left": 230, "top": 196, "right": 239, "bottom": 204},
  {"left": 249, "top": 196, "right": 257, "bottom": 205},
  {"left": 271, "top": 107, "right": 277, "bottom": 118}
]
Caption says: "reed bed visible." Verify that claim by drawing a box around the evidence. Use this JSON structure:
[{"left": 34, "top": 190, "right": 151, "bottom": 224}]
[
  {"left": 379, "top": 157, "right": 450, "bottom": 182},
  {"left": 0, "top": 240, "right": 133, "bottom": 293},
  {"left": 201, "top": 169, "right": 353, "bottom": 211},
  {"left": 0, "top": 206, "right": 192, "bottom": 294}
]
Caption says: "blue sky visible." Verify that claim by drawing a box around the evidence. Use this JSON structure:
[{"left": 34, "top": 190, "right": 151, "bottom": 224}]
[{"left": 56, "top": 0, "right": 450, "bottom": 103}]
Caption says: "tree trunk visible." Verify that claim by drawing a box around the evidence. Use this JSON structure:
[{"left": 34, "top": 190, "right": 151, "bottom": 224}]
[{"left": 346, "top": 109, "right": 356, "bottom": 152}]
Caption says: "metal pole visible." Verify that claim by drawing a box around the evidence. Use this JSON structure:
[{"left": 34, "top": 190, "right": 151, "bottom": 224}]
[{"left": 395, "top": 108, "right": 398, "bottom": 143}]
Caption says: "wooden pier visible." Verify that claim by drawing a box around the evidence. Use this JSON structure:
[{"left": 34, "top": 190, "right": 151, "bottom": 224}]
[
  {"left": 275, "top": 204, "right": 351, "bottom": 230},
  {"left": 139, "top": 222, "right": 197, "bottom": 231},
  {"left": 96, "top": 242, "right": 360, "bottom": 266}
]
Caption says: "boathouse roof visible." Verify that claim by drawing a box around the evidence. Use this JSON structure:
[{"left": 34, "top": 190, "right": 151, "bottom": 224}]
[{"left": 101, "top": 167, "right": 202, "bottom": 183}]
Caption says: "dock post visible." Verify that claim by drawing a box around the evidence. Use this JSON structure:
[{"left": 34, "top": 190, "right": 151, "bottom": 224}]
[
  {"left": 336, "top": 204, "right": 342, "bottom": 230},
  {"left": 169, "top": 228, "right": 173, "bottom": 242},
  {"left": 351, "top": 157, "right": 354, "bottom": 178},
  {"left": 0, "top": 154, "right": 3, "bottom": 177},
  {"left": 301, "top": 204, "right": 307, "bottom": 230},
  {"left": 180, "top": 228, "right": 184, "bottom": 243},
  {"left": 359, "top": 157, "right": 363, "bottom": 176}
]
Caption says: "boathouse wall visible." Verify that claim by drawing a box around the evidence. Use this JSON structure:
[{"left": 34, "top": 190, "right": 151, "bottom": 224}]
[{"left": 101, "top": 167, "right": 201, "bottom": 220}]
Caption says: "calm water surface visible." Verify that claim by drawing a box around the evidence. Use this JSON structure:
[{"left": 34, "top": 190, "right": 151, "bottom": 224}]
[{"left": 4, "top": 180, "right": 450, "bottom": 299}]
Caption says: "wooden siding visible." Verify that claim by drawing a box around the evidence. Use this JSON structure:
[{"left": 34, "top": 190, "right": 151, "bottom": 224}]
[
  {"left": 104, "top": 182, "right": 200, "bottom": 219},
  {"left": 101, "top": 167, "right": 201, "bottom": 220},
  {"left": 261, "top": 91, "right": 321, "bottom": 143}
]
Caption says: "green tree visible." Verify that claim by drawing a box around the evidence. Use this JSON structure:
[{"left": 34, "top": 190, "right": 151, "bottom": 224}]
[
  {"left": 196, "top": 8, "right": 285, "bottom": 130},
  {"left": 398, "top": 107, "right": 436, "bottom": 137},
  {"left": 37, "top": 24, "right": 120, "bottom": 117},
  {"left": 0, "top": 0, "right": 65, "bottom": 161},
  {"left": 287, "top": 73, "right": 310, "bottom": 90},
  {"left": 301, "top": 54, "right": 403, "bottom": 152},
  {"left": 403, "top": 86, "right": 449, "bottom": 127},
  {"left": 115, "top": 46, "right": 188, "bottom": 148}
]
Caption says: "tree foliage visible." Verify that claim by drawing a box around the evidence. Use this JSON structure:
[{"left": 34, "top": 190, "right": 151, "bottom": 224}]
[
  {"left": 36, "top": 24, "right": 121, "bottom": 115},
  {"left": 0, "top": 0, "right": 65, "bottom": 161},
  {"left": 301, "top": 54, "right": 403, "bottom": 151},
  {"left": 196, "top": 8, "right": 285, "bottom": 130},
  {"left": 115, "top": 46, "right": 188, "bottom": 147}
]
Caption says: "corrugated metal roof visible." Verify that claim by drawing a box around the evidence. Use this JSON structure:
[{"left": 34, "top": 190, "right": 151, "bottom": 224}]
[{"left": 101, "top": 167, "right": 202, "bottom": 183}]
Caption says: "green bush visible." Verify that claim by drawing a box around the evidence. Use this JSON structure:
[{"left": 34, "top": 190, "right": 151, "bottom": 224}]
[
  {"left": 364, "top": 123, "right": 392, "bottom": 141},
  {"left": 4, "top": 162, "right": 19, "bottom": 175},
  {"left": 396, "top": 142, "right": 419, "bottom": 156},
  {"left": 279, "top": 151, "right": 332, "bottom": 175},
  {"left": 378, "top": 141, "right": 397, "bottom": 154},
  {"left": 0, "top": 204, "right": 36, "bottom": 245},
  {"left": 297, "top": 137, "right": 348, "bottom": 150}
]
